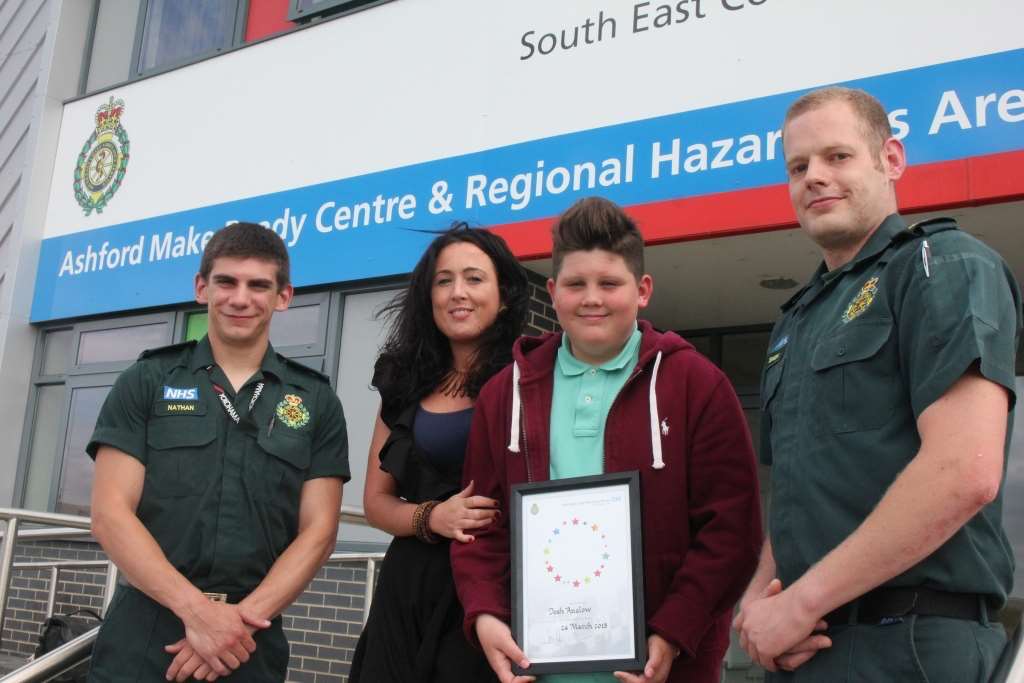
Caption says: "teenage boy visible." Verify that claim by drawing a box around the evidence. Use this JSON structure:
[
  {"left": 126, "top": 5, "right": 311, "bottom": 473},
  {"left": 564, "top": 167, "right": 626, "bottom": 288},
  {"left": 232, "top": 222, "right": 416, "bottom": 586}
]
[
  {"left": 451, "top": 197, "right": 762, "bottom": 683},
  {"left": 87, "top": 222, "right": 349, "bottom": 682}
]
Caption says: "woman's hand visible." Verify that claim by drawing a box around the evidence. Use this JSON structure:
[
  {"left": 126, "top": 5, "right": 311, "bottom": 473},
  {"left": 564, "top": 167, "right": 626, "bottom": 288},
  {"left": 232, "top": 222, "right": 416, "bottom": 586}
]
[{"left": 429, "top": 480, "right": 499, "bottom": 542}]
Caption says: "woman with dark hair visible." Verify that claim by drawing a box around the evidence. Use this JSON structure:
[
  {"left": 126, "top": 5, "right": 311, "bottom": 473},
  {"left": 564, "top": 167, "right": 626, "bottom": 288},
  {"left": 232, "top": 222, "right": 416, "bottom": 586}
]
[{"left": 349, "top": 224, "right": 529, "bottom": 683}]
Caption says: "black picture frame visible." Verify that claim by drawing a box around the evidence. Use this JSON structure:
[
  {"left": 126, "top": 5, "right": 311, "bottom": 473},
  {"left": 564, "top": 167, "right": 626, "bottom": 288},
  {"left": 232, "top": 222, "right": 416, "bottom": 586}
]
[{"left": 510, "top": 471, "right": 645, "bottom": 675}]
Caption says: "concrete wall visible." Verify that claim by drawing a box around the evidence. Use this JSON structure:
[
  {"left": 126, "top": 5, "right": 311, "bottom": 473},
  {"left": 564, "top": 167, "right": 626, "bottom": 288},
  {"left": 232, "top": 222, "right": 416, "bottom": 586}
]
[{"left": 0, "top": 0, "right": 95, "bottom": 506}]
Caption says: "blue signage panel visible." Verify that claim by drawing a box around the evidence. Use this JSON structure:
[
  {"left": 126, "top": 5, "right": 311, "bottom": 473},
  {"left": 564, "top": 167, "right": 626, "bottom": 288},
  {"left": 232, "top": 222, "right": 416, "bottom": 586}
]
[{"left": 32, "top": 48, "right": 1024, "bottom": 321}]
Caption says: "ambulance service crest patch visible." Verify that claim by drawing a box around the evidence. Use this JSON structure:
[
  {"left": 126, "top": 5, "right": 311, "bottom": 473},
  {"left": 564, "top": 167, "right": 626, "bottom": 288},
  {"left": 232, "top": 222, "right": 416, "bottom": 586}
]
[
  {"left": 842, "top": 277, "right": 879, "bottom": 323},
  {"left": 73, "top": 96, "right": 130, "bottom": 216},
  {"left": 275, "top": 394, "right": 310, "bottom": 429}
]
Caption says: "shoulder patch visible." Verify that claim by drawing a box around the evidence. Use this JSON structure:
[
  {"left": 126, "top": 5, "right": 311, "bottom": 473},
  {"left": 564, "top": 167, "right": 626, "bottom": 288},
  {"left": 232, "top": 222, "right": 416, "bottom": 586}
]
[{"left": 137, "top": 340, "right": 196, "bottom": 360}]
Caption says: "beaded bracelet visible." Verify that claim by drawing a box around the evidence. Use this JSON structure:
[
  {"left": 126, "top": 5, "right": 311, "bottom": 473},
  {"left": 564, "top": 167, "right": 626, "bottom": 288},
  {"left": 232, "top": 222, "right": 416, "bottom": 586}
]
[{"left": 413, "top": 500, "right": 439, "bottom": 544}]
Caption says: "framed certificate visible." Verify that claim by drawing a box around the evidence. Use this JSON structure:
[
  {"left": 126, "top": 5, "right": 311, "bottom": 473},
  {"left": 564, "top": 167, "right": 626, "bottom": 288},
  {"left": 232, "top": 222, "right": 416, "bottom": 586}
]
[{"left": 511, "top": 471, "right": 645, "bottom": 675}]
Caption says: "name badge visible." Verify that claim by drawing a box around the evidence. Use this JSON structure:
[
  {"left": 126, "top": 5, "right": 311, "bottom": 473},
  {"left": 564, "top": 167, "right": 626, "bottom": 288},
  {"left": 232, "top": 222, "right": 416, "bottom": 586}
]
[
  {"left": 154, "top": 400, "right": 207, "bottom": 416},
  {"left": 163, "top": 386, "right": 199, "bottom": 401}
]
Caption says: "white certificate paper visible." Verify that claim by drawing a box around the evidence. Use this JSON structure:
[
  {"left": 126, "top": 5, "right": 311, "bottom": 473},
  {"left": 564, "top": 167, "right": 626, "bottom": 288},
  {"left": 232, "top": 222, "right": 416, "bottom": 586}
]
[{"left": 519, "top": 481, "right": 636, "bottom": 664}]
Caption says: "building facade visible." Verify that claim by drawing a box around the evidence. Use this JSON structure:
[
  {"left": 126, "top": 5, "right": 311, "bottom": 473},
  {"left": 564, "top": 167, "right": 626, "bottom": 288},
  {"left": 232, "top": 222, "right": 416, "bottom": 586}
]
[{"left": 1, "top": 0, "right": 1023, "bottom": 679}]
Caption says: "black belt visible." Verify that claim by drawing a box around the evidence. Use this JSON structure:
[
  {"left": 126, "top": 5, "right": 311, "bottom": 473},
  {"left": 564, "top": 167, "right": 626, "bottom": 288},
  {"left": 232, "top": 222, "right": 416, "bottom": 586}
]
[
  {"left": 824, "top": 587, "right": 986, "bottom": 626},
  {"left": 119, "top": 582, "right": 248, "bottom": 605}
]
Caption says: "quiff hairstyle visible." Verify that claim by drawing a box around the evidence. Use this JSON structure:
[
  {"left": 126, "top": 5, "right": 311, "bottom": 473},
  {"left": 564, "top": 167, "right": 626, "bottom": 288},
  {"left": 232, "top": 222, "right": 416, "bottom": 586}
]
[
  {"left": 199, "top": 221, "right": 290, "bottom": 288},
  {"left": 783, "top": 86, "right": 893, "bottom": 154},
  {"left": 551, "top": 197, "right": 645, "bottom": 279}
]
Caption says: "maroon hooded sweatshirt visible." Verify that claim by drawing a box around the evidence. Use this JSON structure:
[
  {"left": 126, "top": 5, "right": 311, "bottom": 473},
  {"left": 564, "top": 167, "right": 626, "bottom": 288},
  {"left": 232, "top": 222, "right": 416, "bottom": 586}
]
[{"left": 451, "top": 320, "right": 762, "bottom": 682}]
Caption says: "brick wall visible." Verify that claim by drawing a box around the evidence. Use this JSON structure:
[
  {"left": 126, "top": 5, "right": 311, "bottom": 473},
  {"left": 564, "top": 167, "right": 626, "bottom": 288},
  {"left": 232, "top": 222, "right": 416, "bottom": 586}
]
[
  {"left": 0, "top": 539, "right": 376, "bottom": 682},
  {"left": 525, "top": 269, "right": 560, "bottom": 335},
  {"left": 1, "top": 540, "right": 107, "bottom": 658}
]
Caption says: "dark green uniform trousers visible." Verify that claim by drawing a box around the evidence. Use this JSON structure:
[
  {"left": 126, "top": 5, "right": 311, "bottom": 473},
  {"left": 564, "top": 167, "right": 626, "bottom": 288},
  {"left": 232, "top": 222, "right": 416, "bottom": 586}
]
[
  {"left": 766, "top": 616, "right": 1006, "bottom": 683},
  {"left": 87, "top": 586, "right": 289, "bottom": 682}
]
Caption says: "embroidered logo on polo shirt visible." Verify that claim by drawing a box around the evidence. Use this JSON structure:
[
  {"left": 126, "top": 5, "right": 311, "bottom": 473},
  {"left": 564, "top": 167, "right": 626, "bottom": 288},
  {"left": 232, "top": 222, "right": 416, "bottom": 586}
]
[
  {"left": 275, "top": 394, "right": 310, "bottom": 429},
  {"left": 163, "top": 386, "right": 199, "bottom": 400},
  {"left": 842, "top": 277, "right": 879, "bottom": 323}
]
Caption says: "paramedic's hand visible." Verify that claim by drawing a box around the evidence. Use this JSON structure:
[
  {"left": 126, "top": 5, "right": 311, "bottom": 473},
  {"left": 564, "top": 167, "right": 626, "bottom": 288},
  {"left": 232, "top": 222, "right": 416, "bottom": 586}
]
[
  {"left": 429, "top": 480, "right": 500, "bottom": 543},
  {"left": 614, "top": 633, "right": 678, "bottom": 682},
  {"left": 164, "top": 639, "right": 219, "bottom": 681},
  {"left": 734, "top": 579, "right": 831, "bottom": 672},
  {"left": 475, "top": 613, "right": 536, "bottom": 683}
]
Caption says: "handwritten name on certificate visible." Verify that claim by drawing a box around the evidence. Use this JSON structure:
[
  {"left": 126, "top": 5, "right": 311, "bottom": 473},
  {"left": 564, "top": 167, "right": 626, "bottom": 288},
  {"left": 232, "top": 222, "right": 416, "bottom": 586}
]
[{"left": 520, "top": 482, "right": 635, "bottom": 663}]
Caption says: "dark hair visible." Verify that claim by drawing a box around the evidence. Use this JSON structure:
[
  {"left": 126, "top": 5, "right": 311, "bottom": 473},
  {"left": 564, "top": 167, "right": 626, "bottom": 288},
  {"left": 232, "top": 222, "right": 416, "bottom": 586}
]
[
  {"left": 551, "top": 197, "right": 645, "bottom": 279},
  {"left": 783, "top": 86, "right": 892, "bottom": 155},
  {"left": 373, "top": 224, "right": 529, "bottom": 415},
  {"left": 199, "top": 222, "right": 290, "bottom": 288}
]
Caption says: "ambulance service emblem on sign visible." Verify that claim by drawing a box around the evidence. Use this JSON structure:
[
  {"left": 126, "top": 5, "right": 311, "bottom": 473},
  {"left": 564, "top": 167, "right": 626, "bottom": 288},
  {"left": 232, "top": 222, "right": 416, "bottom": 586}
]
[{"left": 73, "top": 96, "right": 130, "bottom": 216}]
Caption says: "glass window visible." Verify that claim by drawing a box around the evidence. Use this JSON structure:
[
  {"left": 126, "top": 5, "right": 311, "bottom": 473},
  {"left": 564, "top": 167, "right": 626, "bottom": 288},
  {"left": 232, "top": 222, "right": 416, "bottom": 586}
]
[
  {"left": 22, "top": 386, "right": 65, "bottom": 510},
  {"left": 270, "top": 304, "right": 321, "bottom": 347},
  {"left": 56, "top": 384, "right": 113, "bottom": 516},
  {"left": 86, "top": 0, "right": 144, "bottom": 92},
  {"left": 686, "top": 335, "right": 713, "bottom": 360},
  {"left": 289, "top": 0, "right": 391, "bottom": 22},
  {"left": 186, "top": 312, "right": 208, "bottom": 342},
  {"left": 336, "top": 289, "right": 399, "bottom": 545},
  {"left": 722, "top": 332, "right": 770, "bottom": 389},
  {"left": 186, "top": 298, "right": 326, "bottom": 349},
  {"left": 137, "top": 0, "right": 241, "bottom": 74},
  {"left": 42, "top": 328, "right": 74, "bottom": 376},
  {"left": 77, "top": 322, "right": 169, "bottom": 364}
]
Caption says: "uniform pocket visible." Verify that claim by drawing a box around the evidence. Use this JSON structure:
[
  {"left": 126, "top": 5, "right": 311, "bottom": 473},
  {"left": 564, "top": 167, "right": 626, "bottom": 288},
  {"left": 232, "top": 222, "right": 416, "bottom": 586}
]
[
  {"left": 809, "top": 320, "right": 895, "bottom": 433},
  {"left": 145, "top": 417, "right": 217, "bottom": 497},
  {"left": 247, "top": 429, "right": 311, "bottom": 505}
]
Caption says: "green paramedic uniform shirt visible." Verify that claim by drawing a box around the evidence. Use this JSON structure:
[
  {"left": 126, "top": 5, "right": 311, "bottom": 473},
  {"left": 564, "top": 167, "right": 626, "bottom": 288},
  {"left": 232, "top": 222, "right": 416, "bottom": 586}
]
[
  {"left": 85, "top": 335, "right": 349, "bottom": 681},
  {"left": 761, "top": 213, "right": 1022, "bottom": 606}
]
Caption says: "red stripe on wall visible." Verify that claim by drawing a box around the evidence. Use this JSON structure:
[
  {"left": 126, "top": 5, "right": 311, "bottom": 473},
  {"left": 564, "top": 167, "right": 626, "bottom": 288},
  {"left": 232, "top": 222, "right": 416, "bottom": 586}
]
[
  {"left": 245, "top": 0, "right": 295, "bottom": 42},
  {"left": 490, "top": 149, "right": 1024, "bottom": 260}
]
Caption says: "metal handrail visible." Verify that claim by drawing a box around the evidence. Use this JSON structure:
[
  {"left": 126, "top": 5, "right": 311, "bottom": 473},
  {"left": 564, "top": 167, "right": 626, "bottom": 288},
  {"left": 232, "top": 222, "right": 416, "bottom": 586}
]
[
  {"left": 0, "top": 509, "right": 97, "bottom": 659},
  {"left": 0, "top": 627, "right": 98, "bottom": 683},
  {"left": 0, "top": 507, "right": 380, "bottom": 681},
  {"left": 12, "top": 561, "right": 117, "bottom": 620},
  {"left": 323, "top": 551, "right": 385, "bottom": 624}
]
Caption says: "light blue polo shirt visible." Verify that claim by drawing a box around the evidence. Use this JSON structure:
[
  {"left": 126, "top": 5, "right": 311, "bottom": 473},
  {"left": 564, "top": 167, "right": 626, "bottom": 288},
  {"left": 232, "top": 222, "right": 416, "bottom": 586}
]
[{"left": 543, "top": 324, "right": 641, "bottom": 683}]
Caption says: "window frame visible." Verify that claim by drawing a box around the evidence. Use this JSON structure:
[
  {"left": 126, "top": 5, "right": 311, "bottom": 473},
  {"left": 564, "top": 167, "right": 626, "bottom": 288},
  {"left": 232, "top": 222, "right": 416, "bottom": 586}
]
[
  {"left": 69, "top": 312, "right": 176, "bottom": 375},
  {"left": 288, "top": 0, "right": 394, "bottom": 23},
  {"left": 129, "top": 0, "right": 250, "bottom": 80}
]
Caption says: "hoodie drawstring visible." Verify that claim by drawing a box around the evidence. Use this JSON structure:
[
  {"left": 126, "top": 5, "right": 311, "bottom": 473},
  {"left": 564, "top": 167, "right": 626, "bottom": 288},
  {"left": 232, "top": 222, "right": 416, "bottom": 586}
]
[
  {"left": 508, "top": 361, "right": 521, "bottom": 453},
  {"left": 649, "top": 351, "right": 665, "bottom": 469},
  {"left": 508, "top": 353, "right": 665, "bottom": 469}
]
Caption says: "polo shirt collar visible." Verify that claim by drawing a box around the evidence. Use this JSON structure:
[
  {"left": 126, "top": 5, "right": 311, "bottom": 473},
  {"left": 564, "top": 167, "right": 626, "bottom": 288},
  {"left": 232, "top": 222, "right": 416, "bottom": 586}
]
[{"left": 557, "top": 323, "right": 641, "bottom": 376}]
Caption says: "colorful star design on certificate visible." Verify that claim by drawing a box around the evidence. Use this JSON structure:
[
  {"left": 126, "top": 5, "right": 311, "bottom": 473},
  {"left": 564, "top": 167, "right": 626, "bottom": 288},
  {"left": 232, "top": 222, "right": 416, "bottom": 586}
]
[{"left": 542, "top": 516, "right": 610, "bottom": 589}]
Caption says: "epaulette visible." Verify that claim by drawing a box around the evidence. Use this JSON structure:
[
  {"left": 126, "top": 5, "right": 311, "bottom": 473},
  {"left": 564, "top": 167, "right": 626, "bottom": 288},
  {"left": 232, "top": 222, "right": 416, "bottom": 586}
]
[
  {"left": 280, "top": 354, "right": 332, "bottom": 384},
  {"left": 908, "top": 216, "right": 960, "bottom": 237},
  {"left": 780, "top": 282, "right": 813, "bottom": 312},
  {"left": 137, "top": 340, "right": 196, "bottom": 360}
]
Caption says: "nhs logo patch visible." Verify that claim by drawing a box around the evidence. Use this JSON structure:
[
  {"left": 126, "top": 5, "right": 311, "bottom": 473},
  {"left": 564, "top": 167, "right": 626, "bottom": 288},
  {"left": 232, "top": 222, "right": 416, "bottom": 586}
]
[{"left": 163, "top": 386, "right": 199, "bottom": 401}]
